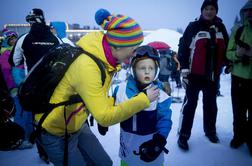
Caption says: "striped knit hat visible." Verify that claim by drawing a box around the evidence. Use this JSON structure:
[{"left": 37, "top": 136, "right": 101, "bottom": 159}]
[{"left": 95, "top": 9, "right": 144, "bottom": 47}]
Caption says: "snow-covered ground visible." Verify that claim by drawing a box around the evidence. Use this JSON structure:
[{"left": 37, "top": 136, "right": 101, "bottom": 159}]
[
  {"left": 1, "top": 29, "right": 252, "bottom": 165},
  {"left": 1, "top": 74, "right": 252, "bottom": 166}
]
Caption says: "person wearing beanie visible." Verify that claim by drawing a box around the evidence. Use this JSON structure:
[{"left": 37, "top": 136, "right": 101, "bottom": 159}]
[
  {"left": 111, "top": 45, "right": 172, "bottom": 165},
  {"left": 177, "top": 0, "right": 229, "bottom": 151},
  {"left": 201, "top": 0, "right": 218, "bottom": 14},
  {"left": 10, "top": 8, "right": 61, "bottom": 72},
  {"left": 226, "top": 0, "right": 252, "bottom": 156},
  {"left": 34, "top": 9, "right": 159, "bottom": 166},
  {"left": 9, "top": 8, "right": 61, "bottom": 163}
]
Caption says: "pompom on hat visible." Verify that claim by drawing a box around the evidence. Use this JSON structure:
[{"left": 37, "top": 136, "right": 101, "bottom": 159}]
[
  {"left": 95, "top": 8, "right": 144, "bottom": 47},
  {"left": 201, "top": 0, "right": 218, "bottom": 13}
]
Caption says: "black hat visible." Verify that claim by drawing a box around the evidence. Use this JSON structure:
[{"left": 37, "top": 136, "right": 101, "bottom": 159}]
[
  {"left": 26, "top": 8, "right": 45, "bottom": 24},
  {"left": 201, "top": 0, "right": 218, "bottom": 13}
]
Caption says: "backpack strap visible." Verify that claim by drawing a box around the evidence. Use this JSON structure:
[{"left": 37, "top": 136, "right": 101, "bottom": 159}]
[
  {"left": 29, "top": 49, "right": 106, "bottom": 143},
  {"left": 82, "top": 50, "right": 106, "bottom": 86},
  {"left": 234, "top": 25, "right": 250, "bottom": 50},
  {"left": 235, "top": 25, "right": 244, "bottom": 45}
]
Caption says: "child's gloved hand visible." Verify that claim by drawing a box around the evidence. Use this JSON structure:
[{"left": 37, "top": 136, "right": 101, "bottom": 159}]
[{"left": 133, "top": 133, "right": 168, "bottom": 162}]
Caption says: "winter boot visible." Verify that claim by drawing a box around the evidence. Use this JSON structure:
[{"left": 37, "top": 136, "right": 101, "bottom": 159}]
[
  {"left": 177, "top": 136, "right": 189, "bottom": 151},
  {"left": 230, "top": 137, "right": 245, "bottom": 149},
  {"left": 17, "top": 140, "right": 33, "bottom": 150},
  {"left": 205, "top": 133, "right": 219, "bottom": 143}
]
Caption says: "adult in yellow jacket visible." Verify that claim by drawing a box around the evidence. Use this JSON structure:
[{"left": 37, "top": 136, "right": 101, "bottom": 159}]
[{"left": 37, "top": 9, "right": 160, "bottom": 166}]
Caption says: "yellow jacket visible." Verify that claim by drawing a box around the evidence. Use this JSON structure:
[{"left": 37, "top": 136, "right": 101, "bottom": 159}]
[{"left": 39, "top": 32, "right": 150, "bottom": 136}]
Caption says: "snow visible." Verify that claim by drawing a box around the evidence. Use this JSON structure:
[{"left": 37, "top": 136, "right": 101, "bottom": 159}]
[
  {"left": 1, "top": 29, "right": 252, "bottom": 165},
  {"left": 1, "top": 74, "right": 252, "bottom": 166},
  {"left": 142, "top": 28, "right": 182, "bottom": 52}
]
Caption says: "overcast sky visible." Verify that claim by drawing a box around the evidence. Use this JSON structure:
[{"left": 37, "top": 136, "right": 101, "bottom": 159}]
[{"left": 0, "top": 0, "right": 248, "bottom": 33}]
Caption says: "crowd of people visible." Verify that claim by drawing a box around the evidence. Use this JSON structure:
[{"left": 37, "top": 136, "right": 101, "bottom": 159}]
[{"left": 0, "top": 0, "right": 252, "bottom": 165}]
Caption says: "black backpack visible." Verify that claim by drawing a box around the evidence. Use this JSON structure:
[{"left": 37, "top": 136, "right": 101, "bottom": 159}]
[
  {"left": 18, "top": 43, "right": 106, "bottom": 141},
  {"left": 18, "top": 43, "right": 106, "bottom": 114},
  {"left": 18, "top": 43, "right": 106, "bottom": 166}
]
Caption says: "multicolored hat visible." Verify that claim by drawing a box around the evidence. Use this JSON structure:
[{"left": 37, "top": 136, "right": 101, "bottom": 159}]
[{"left": 95, "top": 9, "right": 144, "bottom": 47}]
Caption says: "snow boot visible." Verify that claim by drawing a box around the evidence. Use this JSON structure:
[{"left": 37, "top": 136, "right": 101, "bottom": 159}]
[
  {"left": 230, "top": 137, "right": 244, "bottom": 149},
  {"left": 177, "top": 136, "right": 189, "bottom": 151},
  {"left": 205, "top": 134, "right": 219, "bottom": 143}
]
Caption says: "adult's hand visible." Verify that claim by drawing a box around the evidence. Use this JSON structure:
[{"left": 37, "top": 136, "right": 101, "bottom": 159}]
[{"left": 145, "top": 85, "right": 159, "bottom": 102}]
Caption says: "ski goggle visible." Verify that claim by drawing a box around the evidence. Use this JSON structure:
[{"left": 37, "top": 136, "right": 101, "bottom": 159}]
[
  {"left": 158, "top": 49, "right": 174, "bottom": 56},
  {"left": 130, "top": 45, "right": 160, "bottom": 81},
  {"left": 133, "top": 45, "right": 160, "bottom": 61}
]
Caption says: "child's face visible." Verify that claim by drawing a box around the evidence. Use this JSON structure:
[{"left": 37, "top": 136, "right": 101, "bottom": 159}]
[{"left": 135, "top": 58, "right": 156, "bottom": 84}]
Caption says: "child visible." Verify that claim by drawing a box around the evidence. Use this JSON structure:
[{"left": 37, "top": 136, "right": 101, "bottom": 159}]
[{"left": 113, "top": 45, "right": 172, "bottom": 165}]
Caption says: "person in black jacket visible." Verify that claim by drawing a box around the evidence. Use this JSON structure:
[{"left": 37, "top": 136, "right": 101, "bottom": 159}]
[
  {"left": 177, "top": 0, "right": 229, "bottom": 151},
  {"left": 9, "top": 8, "right": 61, "bottom": 162},
  {"left": 10, "top": 8, "right": 61, "bottom": 73}
]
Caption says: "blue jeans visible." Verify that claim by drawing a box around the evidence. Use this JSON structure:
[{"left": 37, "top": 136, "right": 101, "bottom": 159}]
[{"left": 39, "top": 123, "right": 112, "bottom": 166}]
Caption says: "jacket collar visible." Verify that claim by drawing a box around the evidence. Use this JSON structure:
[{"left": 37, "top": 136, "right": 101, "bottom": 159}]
[{"left": 76, "top": 32, "right": 119, "bottom": 73}]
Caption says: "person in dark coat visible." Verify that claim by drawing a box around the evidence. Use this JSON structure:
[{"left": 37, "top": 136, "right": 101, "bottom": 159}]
[{"left": 177, "top": 0, "right": 229, "bottom": 151}]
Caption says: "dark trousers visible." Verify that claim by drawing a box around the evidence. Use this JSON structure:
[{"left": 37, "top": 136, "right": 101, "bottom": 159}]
[
  {"left": 179, "top": 75, "right": 218, "bottom": 140},
  {"left": 171, "top": 70, "right": 182, "bottom": 86},
  {"left": 231, "top": 75, "right": 252, "bottom": 143}
]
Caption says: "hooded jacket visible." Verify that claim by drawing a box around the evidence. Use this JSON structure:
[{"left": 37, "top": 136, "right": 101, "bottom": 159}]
[
  {"left": 226, "top": 1, "right": 252, "bottom": 79},
  {"left": 39, "top": 32, "right": 150, "bottom": 136}
]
